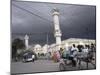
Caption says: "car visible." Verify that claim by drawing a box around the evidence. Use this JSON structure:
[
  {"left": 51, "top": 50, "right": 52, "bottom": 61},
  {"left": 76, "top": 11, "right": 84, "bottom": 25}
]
[{"left": 22, "top": 51, "right": 37, "bottom": 62}]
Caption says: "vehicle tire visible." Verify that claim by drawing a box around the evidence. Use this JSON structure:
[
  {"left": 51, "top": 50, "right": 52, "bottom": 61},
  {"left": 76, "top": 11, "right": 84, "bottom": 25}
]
[
  {"left": 59, "top": 63, "right": 66, "bottom": 71},
  {"left": 32, "top": 59, "right": 34, "bottom": 62},
  {"left": 22, "top": 59, "right": 26, "bottom": 63}
]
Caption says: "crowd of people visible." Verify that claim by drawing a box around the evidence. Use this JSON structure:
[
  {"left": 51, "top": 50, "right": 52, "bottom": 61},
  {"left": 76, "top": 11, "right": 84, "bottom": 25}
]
[{"left": 52, "top": 43, "right": 96, "bottom": 67}]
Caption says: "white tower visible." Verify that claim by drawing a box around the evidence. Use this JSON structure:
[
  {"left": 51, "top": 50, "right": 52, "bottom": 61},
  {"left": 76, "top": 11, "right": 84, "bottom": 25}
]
[
  {"left": 52, "top": 8, "right": 62, "bottom": 50},
  {"left": 24, "top": 34, "right": 29, "bottom": 50}
]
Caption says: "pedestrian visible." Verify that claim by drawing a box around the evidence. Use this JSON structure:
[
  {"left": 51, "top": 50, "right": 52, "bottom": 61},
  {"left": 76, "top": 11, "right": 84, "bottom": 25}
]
[
  {"left": 82, "top": 45, "right": 89, "bottom": 53},
  {"left": 52, "top": 51, "right": 57, "bottom": 62},
  {"left": 77, "top": 45, "right": 84, "bottom": 52},
  {"left": 56, "top": 51, "right": 61, "bottom": 62},
  {"left": 70, "top": 44, "right": 78, "bottom": 67}
]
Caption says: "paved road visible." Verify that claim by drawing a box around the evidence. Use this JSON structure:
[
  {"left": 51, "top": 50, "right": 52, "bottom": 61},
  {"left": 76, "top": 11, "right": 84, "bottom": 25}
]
[
  {"left": 11, "top": 60, "right": 59, "bottom": 74},
  {"left": 11, "top": 59, "right": 96, "bottom": 74}
]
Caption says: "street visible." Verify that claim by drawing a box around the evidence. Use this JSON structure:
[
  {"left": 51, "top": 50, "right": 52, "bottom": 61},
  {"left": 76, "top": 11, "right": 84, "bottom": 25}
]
[
  {"left": 11, "top": 60, "right": 59, "bottom": 74},
  {"left": 11, "top": 59, "right": 95, "bottom": 74}
]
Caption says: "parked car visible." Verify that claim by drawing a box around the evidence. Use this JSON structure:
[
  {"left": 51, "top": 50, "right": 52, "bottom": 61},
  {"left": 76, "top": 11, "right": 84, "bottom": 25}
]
[{"left": 22, "top": 50, "right": 37, "bottom": 62}]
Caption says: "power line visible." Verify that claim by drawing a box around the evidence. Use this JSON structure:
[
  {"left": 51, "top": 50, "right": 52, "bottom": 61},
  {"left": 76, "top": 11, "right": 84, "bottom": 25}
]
[
  {"left": 12, "top": 3, "right": 52, "bottom": 23},
  {"left": 29, "top": 4, "right": 53, "bottom": 22},
  {"left": 12, "top": 32, "right": 53, "bottom": 35}
]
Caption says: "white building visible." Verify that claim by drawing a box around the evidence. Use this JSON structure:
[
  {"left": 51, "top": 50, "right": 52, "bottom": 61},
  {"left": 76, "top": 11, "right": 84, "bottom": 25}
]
[
  {"left": 28, "top": 38, "right": 95, "bottom": 55},
  {"left": 48, "top": 38, "right": 95, "bottom": 53},
  {"left": 33, "top": 44, "right": 42, "bottom": 54}
]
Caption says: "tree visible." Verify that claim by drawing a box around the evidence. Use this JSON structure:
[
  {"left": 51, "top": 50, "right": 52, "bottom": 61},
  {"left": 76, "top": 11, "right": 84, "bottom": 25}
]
[{"left": 12, "top": 38, "right": 25, "bottom": 61}]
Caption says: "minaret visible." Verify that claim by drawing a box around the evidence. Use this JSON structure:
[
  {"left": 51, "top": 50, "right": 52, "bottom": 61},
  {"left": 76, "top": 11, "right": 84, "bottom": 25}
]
[
  {"left": 24, "top": 34, "right": 29, "bottom": 50},
  {"left": 52, "top": 8, "right": 62, "bottom": 51}
]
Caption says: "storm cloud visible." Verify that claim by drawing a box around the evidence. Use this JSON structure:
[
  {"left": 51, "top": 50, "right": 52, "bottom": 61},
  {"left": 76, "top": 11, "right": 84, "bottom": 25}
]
[{"left": 11, "top": 1, "right": 96, "bottom": 45}]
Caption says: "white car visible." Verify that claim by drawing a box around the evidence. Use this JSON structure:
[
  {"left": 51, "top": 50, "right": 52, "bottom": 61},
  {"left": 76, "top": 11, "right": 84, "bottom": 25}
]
[{"left": 22, "top": 51, "right": 36, "bottom": 62}]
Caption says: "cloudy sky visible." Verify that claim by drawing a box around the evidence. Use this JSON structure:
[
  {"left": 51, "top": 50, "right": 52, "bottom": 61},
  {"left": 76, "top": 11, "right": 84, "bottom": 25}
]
[{"left": 11, "top": 1, "right": 96, "bottom": 45}]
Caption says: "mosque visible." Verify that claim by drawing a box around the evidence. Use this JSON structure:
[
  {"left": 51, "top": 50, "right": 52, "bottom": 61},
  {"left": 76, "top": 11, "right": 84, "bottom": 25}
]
[{"left": 23, "top": 8, "right": 95, "bottom": 55}]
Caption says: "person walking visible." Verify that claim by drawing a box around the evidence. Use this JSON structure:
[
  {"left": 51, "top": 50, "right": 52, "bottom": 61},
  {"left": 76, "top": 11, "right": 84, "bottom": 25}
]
[{"left": 70, "top": 44, "right": 78, "bottom": 67}]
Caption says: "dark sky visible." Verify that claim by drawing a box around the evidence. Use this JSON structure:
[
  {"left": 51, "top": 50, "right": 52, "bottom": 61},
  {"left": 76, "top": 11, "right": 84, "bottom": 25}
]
[{"left": 11, "top": 1, "right": 96, "bottom": 45}]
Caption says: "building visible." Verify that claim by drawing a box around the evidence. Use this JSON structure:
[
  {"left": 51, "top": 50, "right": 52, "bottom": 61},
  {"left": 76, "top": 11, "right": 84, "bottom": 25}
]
[{"left": 28, "top": 38, "right": 95, "bottom": 55}]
